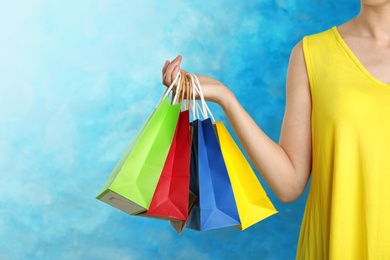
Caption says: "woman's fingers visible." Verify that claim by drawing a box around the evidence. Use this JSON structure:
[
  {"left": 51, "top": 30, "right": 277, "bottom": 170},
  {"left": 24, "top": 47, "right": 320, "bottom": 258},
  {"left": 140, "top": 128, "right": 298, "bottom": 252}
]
[
  {"left": 162, "top": 60, "right": 169, "bottom": 76},
  {"left": 172, "top": 66, "right": 180, "bottom": 83},
  {"left": 162, "top": 55, "right": 182, "bottom": 86}
]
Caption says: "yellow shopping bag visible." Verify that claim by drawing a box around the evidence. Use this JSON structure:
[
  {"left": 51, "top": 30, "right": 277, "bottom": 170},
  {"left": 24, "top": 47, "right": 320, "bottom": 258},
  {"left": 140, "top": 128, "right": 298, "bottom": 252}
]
[{"left": 214, "top": 122, "right": 278, "bottom": 230}]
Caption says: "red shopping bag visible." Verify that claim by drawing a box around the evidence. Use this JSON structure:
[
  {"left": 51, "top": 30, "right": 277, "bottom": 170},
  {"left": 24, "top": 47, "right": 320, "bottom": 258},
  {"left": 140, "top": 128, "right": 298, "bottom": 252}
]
[
  {"left": 144, "top": 109, "right": 191, "bottom": 220},
  {"left": 170, "top": 191, "right": 198, "bottom": 234}
]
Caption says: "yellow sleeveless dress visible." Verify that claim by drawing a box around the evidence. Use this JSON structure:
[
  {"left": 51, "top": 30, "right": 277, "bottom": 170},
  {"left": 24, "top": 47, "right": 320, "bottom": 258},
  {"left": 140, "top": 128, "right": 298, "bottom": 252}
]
[{"left": 297, "top": 27, "right": 390, "bottom": 259}]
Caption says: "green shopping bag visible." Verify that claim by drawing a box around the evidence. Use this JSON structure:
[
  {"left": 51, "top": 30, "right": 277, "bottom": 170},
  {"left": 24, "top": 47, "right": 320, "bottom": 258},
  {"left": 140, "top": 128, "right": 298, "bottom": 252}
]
[{"left": 96, "top": 73, "right": 182, "bottom": 215}]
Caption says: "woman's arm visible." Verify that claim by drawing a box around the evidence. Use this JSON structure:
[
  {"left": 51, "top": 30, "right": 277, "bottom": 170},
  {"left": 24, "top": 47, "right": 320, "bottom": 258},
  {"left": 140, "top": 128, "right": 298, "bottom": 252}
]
[{"left": 162, "top": 41, "right": 312, "bottom": 203}]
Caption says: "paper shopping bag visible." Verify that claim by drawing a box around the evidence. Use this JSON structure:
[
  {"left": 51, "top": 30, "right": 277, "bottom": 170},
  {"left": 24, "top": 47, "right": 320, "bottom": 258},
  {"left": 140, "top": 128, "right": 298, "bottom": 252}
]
[
  {"left": 144, "top": 109, "right": 191, "bottom": 220},
  {"left": 169, "top": 191, "right": 198, "bottom": 234},
  {"left": 186, "top": 118, "right": 240, "bottom": 231},
  {"left": 96, "top": 96, "right": 181, "bottom": 215},
  {"left": 214, "top": 122, "right": 278, "bottom": 230}
]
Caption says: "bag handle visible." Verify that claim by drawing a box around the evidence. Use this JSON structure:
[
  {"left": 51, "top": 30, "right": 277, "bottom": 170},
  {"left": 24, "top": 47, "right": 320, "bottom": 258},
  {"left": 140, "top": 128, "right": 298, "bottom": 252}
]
[
  {"left": 185, "top": 74, "right": 191, "bottom": 111},
  {"left": 190, "top": 74, "right": 201, "bottom": 120},
  {"left": 181, "top": 73, "right": 193, "bottom": 111},
  {"left": 157, "top": 71, "right": 182, "bottom": 107},
  {"left": 189, "top": 73, "right": 215, "bottom": 122},
  {"left": 178, "top": 71, "right": 191, "bottom": 110}
]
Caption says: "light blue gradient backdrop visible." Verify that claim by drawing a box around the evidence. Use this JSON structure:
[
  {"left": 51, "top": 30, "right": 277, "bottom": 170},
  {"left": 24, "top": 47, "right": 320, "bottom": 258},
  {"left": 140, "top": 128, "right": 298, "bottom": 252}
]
[{"left": 0, "top": 1, "right": 358, "bottom": 259}]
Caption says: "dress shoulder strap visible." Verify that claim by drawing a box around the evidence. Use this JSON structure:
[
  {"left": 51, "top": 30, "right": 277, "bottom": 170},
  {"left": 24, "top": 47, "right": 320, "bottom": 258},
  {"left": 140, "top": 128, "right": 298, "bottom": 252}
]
[{"left": 302, "top": 27, "right": 338, "bottom": 92}]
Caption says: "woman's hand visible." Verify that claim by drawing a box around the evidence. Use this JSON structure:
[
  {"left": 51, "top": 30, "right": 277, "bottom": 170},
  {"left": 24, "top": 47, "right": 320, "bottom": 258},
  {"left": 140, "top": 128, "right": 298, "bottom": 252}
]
[
  {"left": 161, "top": 55, "right": 229, "bottom": 105},
  {"left": 162, "top": 55, "right": 183, "bottom": 87}
]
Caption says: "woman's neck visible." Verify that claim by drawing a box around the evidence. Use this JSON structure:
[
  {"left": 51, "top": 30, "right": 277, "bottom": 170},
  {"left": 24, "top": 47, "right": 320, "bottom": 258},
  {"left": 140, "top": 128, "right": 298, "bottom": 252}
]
[{"left": 354, "top": 2, "right": 390, "bottom": 42}]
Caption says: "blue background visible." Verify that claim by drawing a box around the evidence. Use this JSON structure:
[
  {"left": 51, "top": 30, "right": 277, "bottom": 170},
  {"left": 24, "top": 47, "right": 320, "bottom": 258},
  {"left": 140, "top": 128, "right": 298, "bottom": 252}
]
[{"left": 0, "top": 1, "right": 359, "bottom": 259}]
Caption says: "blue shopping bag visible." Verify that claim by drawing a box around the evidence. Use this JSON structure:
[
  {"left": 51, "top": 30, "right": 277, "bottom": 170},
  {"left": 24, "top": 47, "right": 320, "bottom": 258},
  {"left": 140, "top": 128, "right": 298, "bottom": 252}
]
[{"left": 186, "top": 74, "right": 240, "bottom": 231}]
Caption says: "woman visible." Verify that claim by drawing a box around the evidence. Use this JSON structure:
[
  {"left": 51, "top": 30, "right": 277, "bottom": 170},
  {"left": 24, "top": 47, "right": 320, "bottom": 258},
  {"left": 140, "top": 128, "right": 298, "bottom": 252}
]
[{"left": 162, "top": 0, "right": 390, "bottom": 259}]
